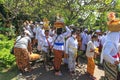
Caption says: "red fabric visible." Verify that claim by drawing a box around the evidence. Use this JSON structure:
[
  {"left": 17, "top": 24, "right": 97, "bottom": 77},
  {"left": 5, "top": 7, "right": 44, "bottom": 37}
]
[{"left": 112, "top": 53, "right": 120, "bottom": 58}]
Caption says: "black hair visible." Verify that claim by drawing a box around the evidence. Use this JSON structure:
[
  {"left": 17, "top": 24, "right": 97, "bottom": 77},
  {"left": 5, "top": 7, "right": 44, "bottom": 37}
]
[
  {"left": 57, "top": 28, "right": 63, "bottom": 35},
  {"left": 45, "top": 30, "right": 49, "bottom": 32},
  {"left": 71, "top": 28, "right": 76, "bottom": 34},
  {"left": 91, "top": 34, "right": 98, "bottom": 38},
  {"left": 71, "top": 30, "right": 76, "bottom": 34}
]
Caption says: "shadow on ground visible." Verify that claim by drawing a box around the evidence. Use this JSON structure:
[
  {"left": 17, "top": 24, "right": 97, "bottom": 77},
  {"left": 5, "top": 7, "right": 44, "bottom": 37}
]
[{"left": 20, "top": 57, "right": 100, "bottom": 80}]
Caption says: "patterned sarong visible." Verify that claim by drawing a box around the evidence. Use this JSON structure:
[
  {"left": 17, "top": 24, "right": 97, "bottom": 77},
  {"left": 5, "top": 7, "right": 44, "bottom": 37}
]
[
  {"left": 14, "top": 48, "right": 30, "bottom": 72},
  {"left": 53, "top": 49, "right": 63, "bottom": 72},
  {"left": 103, "top": 61, "right": 117, "bottom": 80},
  {"left": 87, "top": 57, "right": 95, "bottom": 76}
]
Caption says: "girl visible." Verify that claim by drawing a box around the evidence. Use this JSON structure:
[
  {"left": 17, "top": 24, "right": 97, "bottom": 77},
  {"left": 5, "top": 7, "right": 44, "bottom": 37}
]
[{"left": 86, "top": 34, "right": 98, "bottom": 80}]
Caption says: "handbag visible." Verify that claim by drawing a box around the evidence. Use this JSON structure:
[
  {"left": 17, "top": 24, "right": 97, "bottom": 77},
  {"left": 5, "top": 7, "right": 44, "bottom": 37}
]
[{"left": 10, "top": 36, "right": 22, "bottom": 55}]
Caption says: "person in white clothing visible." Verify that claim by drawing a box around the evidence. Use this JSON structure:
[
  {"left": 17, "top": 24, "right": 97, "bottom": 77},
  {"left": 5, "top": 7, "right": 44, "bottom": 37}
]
[
  {"left": 65, "top": 30, "right": 78, "bottom": 75},
  {"left": 101, "top": 32, "right": 120, "bottom": 80},
  {"left": 86, "top": 34, "right": 98, "bottom": 80},
  {"left": 81, "top": 29, "right": 88, "bottom": 54},
  {"left": 36, "top": 22, "right": 45, "bottom": 51},
  {"left": 53, "top": 26, "right": 71, "bottom": 76},
  {"left": 41, "top": 29, "right": 54, "bottom": 69}
]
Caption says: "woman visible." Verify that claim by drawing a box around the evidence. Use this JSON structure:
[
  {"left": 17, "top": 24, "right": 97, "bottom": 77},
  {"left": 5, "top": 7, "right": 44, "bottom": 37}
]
[
  {"left": 101, "top": 32, "right": 120, "bottom": 80},
  {"left": 53, "top": 26, "right": 71, "bottom": 76},
  {"left": 14, "top": 30, "right": 32, "bottom": 73},
  {"left": 86, "top": 34, "right": 98, "bottom": 80},
  {"left": 41, "top": 29, "right": 53, "bottom": 70},
  {"left": 101, "top": 12, "right": 120, "bottom": 80}
]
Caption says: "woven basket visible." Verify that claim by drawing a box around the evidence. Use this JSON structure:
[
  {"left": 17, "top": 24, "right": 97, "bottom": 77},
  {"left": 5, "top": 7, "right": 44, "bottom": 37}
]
[
  {"left": 108, "top": 20, "right": 120, "bottom": 32},
  {"left": 54, "top": 21, "right": 64, "bottom": 28}
]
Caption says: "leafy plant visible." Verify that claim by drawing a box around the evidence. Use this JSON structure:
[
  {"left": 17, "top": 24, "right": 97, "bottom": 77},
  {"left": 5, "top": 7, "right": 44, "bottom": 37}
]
[{"left": 0, "top": 34, "right": 15, "bottom": 70}]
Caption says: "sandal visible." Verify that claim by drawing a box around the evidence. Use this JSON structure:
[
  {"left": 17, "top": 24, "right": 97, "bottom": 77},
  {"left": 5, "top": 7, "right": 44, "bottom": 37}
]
[{"left": 55, "top": 71, "right": 62, "bottom": 76}]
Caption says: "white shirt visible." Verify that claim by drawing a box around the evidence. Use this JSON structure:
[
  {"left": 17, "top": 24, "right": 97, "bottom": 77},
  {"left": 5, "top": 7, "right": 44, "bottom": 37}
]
[
  {"left": 42, "top": 36, "right": 53, "bottom": 53},
  {"left": 101, "top": 35, "right": 107, "bottom": 46},
  {"left": 14, "top": 36, "right": 31, "bottom": 49},
  {"left": 86, "top": 41, "right": 96, "bottom": 57},
  {"left": 49, "top": 29, "right": 55, "bottom": 37},
  {"left": 81, "top": 32, "right": 88, "bottom": 45},
  {"left": 87, "top": 34, "right": 92, "bottom": 42},
  {"left": 101, "top": 41, "right": 119, "bottom": 64},
  {"left": 65, "top": 37, "right": 78, "bottom": 54},
  {"left": 93, "top": 41, "right": 99, "bottom": 47},
  {"left": 53, "top": 26, "right": 71, "bottom": 51},
  {"left": 36, "top": 26, "right": 45, "bottom": 40},
  {"left": 37, "top": 28, "right": 45, "bottom": 46}
]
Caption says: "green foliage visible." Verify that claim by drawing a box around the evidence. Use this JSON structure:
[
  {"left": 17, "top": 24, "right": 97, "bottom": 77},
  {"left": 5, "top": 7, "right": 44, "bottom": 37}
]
[
  {"left": 0, "top": 34, "right": 15, "bottom": 69},
  {"left": 0, "top": 34, "right": 8, "bottom": 40},
  {"left": 0, "top": 26, "right": 16, "bottom": 38},
  {"left": 0, "top": 0, "right": 119, "bottom": 31},
  {"left": 114, "top": 0, "right": 120, "bottom": 12},
  {"left": 104, "top": 0, "right": 113, "bottom": 4}
]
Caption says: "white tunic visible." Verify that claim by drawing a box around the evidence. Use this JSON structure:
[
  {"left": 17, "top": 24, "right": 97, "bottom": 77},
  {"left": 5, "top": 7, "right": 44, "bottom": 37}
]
[
  {"left": 81, "top": 32, "right": 88, "bottom": 50},
  {"left": 36, "top": 26, "right": 45, "bottom": 40},
  {"left": 101, "top": 41, "right": 119, "bottom": 64},
  {"left": 101, "top": 35, "right": 107, "bottom": 46},
  {"left": 14, "top": 36, "right": 31, "bottom": 49},
  {"left": 86, "top": 41, "right": 96, "bottom": 57},
  {"left": 36, "top": 27, "right": 45, "bottom": 51},
  {"left": 53, "top": 26, "right": 71, "bottom": 51},
  {"left": 41, "top": 36, "right": 53, "bottom": 53},
  {"left": 65, "top": 36, "right": 78, "bottom": 71},
  {"left": 100, "top": 32, "right": 120, "bottom": 64},
  {"left": 65, "top": 37, "right": 78, "bottom": 54}
]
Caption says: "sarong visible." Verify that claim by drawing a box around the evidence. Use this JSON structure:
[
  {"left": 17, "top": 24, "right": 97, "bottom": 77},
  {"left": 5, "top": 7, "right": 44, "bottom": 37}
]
[
  {"left": 14, "top": 48, "right": 30, "bottom": 72},
  {"left": 103, "top": 61, "right": 117, "bottom": 80},
  {"left": 117, "top": 71, "right": 120, "bottom": 80},
  {"left": 87, "top": 57, "right": 95, "bottom": 76},
  {"left": 68, "top": 51, "right": 76, "bottom": 72},
  {"left": 53, "top": 49, "right": 63, "bottom": 72}
]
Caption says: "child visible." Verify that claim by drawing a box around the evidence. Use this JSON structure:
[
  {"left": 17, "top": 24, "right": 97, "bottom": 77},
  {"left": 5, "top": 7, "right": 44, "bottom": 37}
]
[{"left": 86, "top": 34, "right": 98, "bottom": 80}]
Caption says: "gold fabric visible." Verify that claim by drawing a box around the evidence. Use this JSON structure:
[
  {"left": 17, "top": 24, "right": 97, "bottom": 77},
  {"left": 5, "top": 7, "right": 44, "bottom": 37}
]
[{"left": 87, "top": 57, "right": 95, "bottom": 76}]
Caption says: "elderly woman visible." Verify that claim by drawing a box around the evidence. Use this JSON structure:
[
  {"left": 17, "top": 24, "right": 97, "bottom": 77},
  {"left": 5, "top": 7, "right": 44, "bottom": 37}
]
[
  {"left": 14, "top": 30, "right": 32, "bottom": 73},
  {"left": 101, "top": 12, "right": 120, "bottom": 80},
  {"left": 101, "top": 32, "right": 120, "bottom": 80}
]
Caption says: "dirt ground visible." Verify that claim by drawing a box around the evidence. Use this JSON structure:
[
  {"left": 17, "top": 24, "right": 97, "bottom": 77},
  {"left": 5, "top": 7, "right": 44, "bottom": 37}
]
[{"left": 17, "top": 57, "right": 104, "bottom": 80}]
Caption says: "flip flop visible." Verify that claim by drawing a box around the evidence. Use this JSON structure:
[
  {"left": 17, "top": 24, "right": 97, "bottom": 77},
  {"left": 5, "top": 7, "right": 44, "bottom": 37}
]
[{"left": 55, "top": 72, "right": 63, "bottom": 76}]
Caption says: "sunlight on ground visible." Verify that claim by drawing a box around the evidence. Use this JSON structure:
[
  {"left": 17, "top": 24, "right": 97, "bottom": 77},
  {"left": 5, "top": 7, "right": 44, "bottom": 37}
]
[{"left": 94, "top": 66, "right": 105, "bottom": 80}]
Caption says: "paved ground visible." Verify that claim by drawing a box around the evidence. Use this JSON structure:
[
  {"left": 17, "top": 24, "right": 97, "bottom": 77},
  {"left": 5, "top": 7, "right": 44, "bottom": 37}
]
[{"left": 17, "top": 57, "right": 104, "bottom": 80}]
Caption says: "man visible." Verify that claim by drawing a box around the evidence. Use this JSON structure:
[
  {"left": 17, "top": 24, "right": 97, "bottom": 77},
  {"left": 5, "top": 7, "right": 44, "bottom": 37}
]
[
  {"left": 81, "top": 29, "right": 88, "bottom": 55},
  {"left": 65, "top": 30, "right": 78, "bottom": 75},
  {"left": 36, "top": 22, "right": 45, "bottom": 51}
]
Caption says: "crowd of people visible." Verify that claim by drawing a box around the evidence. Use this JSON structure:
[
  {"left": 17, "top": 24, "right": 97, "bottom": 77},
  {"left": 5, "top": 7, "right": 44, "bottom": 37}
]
[{"left": 13, "top": 12, "right": 120, "bottom": 80}]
